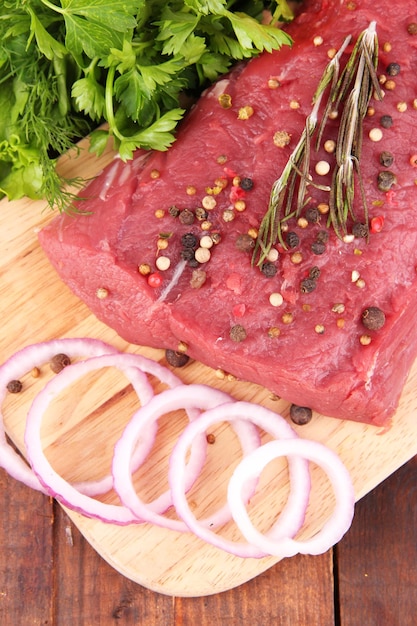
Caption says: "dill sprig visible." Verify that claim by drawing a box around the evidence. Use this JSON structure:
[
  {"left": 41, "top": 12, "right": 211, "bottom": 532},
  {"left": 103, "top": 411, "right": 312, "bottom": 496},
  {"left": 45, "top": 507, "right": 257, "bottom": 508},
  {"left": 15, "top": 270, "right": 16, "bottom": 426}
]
[
  {"left": 0, "top": 0, "right": 294, "bottom": 211},
  {"left": 253, "top": 22, "right": 381, "bottom": 266}
]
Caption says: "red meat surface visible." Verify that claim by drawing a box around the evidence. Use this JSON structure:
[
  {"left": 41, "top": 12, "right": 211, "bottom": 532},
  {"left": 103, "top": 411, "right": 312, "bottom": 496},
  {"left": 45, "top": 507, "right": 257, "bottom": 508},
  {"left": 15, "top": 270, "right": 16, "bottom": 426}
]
[{"left": 39, "top": 0, "right": 417, "bottom": 426}]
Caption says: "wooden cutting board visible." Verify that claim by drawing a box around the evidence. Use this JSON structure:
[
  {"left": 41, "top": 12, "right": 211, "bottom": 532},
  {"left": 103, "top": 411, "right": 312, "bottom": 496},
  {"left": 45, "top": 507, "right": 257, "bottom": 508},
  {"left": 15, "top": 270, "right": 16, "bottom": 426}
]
[{"left": 1, "top": 136, "right": 417, "bottom": 598}]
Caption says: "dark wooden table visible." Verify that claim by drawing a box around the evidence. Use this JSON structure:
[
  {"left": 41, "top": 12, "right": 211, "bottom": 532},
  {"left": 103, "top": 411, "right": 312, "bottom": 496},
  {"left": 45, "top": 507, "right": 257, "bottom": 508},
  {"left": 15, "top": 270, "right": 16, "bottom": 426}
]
[{"left": 1, "top": 455, "right": 417, "bottom": 625}]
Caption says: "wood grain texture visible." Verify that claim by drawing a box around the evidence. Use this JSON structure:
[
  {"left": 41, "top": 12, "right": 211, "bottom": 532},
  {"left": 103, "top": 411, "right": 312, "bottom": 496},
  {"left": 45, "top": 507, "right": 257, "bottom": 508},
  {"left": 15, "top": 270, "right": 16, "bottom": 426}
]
[
  {"left": 0, "top": 470, "right": 336, "bottom": 626},
  {"left": 0, "top": 469, "right": 54, "bottom": 625},
  {"left": 337, "top": 455, "right": 417, "bottom": 626},
  {"left": 1, "top": 136, "right": 417, "bottom": 598}
]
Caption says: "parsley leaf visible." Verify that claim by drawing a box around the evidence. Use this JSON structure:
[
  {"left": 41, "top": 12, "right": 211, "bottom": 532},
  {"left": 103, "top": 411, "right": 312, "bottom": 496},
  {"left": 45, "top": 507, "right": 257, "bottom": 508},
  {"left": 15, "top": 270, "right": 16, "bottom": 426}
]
[{"left": 0, "top": 0, "right": 295, "bottom": 211}]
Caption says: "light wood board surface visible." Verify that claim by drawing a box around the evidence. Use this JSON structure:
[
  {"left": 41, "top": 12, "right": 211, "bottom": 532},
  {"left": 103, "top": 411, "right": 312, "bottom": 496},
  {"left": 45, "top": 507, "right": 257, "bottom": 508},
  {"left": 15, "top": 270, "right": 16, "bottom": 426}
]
[{"left": 1, "top": 136, "right": 417, "bottom": 598}]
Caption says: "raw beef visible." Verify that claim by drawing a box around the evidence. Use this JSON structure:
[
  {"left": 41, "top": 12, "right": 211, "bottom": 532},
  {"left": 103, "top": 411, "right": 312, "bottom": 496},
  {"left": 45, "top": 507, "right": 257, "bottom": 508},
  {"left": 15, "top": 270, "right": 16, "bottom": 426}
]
[{"left": 39, "top": 0, "right": 417, "bottom": 426}]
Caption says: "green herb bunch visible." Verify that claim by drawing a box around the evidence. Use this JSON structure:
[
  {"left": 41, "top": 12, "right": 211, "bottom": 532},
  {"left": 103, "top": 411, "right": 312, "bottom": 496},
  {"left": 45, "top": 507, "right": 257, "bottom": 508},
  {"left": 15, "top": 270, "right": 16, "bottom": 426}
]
[{"left": 0, "top": 0, "right": 293, "bottom": 211}]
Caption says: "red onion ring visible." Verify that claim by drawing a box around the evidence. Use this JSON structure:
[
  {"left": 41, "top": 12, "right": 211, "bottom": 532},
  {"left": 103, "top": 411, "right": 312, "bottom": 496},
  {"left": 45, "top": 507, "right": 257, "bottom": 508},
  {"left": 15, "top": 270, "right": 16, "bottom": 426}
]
[
  {"left": 169, "top": 395, "right": 311, "bottom": 558},
  {"left": 0, "top": 338, "right": 120, "bottom": 494},
  {"left": 24, "top": 352, "right": 190, "bottom": 524},
  {"left": 3, "top": 339, "right": 354, "bottom": 557},
  {"left": 227, "top": 439, "right": 355, "bottom": 557},
  {"left": 112, "top": 383, "right": 261, "bottom": 532}
]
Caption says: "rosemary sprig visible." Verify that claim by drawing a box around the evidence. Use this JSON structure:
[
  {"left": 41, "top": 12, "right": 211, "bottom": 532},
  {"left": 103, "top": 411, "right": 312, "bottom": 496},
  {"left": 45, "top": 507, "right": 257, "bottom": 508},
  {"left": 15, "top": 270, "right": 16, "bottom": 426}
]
[
  {"left": 253, "top": 22, "right": 381, "bottom": 266},
  {"left": 330, "top": 22, "right": 381, "bottom": 239}
]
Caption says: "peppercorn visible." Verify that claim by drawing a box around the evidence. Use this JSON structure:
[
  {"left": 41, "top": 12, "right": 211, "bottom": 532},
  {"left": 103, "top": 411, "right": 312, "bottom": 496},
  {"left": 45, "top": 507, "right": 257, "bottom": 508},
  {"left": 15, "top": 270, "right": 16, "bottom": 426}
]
[
  {"left": 370, "top": 216, "right": 384, "bottom": 234},
  {"left": 379, "top": 151, "right": 394, "bottom": 167},
  {"left": 180, "top": 248, "right": 195, "bottom": 261},
  {"left": 169, "top": 205, "right": 180, "bottom": 217},
  {"left": 352, "top": 222, "right": 369, "bottom": 238},
  {"left": 179, "top": 209, "right": 195, "bottom": 225},
  {"left": 148, "top": 272, "right": 163, "bottom": 288},
  {"left": 386, "top": 62, "right": 400, "bottom": 76},
  {"left": 407, "top": 23, "right": 417, "bottom": 35},
  {"left": 188, "top": 258, "right": 200, "bottom": 268},
  {"left": 230, "top": 324, "right": 247, "bottom": 342},
  {"left": 181, "top": 233, "right": 198, "bottom": 248},
  {"left": 165, "top": 349, "right": 190, "bottom": 368},
  {"left": 289, "top": 404, "right": 313, "bottom": 425},
  {"left": 261, "top": 262, "right": 277, "bottom": 278},
  {"left": 195, "top": 247, "right": 211, "bottom": 264},
  {"left": 305, "top": 207, "right": 320, "bottom": 223},
  {"left": 380, "top": 115, "right": 393, "bottom": 129},
  {"left": 316, "top": 230, "right": 329, "bottom": 243},
  {"left": 361, "top": 306, "right": 386, "bottom": 330},
  {"left": 206, "top": 433, "right": 216, "bottom": 444},
  {"left": 96, "top": 287, "right": 109, "bottom": 299},
  {"left": 50, "top": 353, "right": 71, "bottom": 374},
  {"left": 309, "top": 266, "right": 321, "bottom": 280},
  {"left": 240, "top": 177, "right": 253, "bottom": 190},
  {"left": 286, "top": 231, "right": 300, "bottom": 249},
  {"left": 195, "top": 207, "right": 208, "bottom": 221},
  {"left": 300, "top": 278, "right": 317, "bottom": 293},
  {"left": 311, "top": 241, "right": 326, "bottom": 255},
  {"left": 377, "top": 170, "right": 397, "bottom": 192},
  {"left": 235, "top": 233, "right": 255, "bottom": 252},
  {"left": 273, "top": 130, "right": 291, "bottom": 148},
  {"left": 31, "top": 367, "right": 41, "bottom": 378},
  {"left": 6, "top": 379, "right": 23, "bottom": 393},
  {"left": 218, "top": 93, "right": 232, "bottom": 108}
]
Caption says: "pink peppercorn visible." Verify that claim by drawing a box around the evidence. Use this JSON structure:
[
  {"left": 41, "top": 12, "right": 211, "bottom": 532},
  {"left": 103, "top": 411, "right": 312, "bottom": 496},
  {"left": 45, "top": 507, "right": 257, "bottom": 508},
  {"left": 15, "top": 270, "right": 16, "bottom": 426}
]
[
  {"left": 370, "top": 216, "right": 384, "bottom": 233},
  {"left": 148, "top": 272, "right": 163, "bottom": 288},
  {"left": 229, "top": 186, "right": 246, "bottom": 202}
]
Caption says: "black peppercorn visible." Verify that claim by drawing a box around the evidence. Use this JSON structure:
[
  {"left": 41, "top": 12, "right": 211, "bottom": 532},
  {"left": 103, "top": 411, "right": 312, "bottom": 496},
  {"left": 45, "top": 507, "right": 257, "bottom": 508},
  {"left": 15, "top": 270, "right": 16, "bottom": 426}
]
[
  {"left": 286, "top": 231, "right": 300, "bottom": 249},
  {"left": 165, "top": 349, "right": 190, "bottom": 368},
  {"left": 179, "top": 209, "right": 195, "bottom": 225},
  {"left": 240, "top": 177, "right": 254, "bottom": 190},
  {"left": 50, "top": 353, "right": 71, "bottom": 373},
  {"left": 352, "top": 222, "right": 369, "bottom": 238},
  {"left": 235, "top": 233, "right": 255, "bottom": 252},
  {"left": 230, "top": 324, "right": 247, "bottom": 342},
  {"left": 181, "top": 233, "right": 198, "bottom": 248},
  {"left": 316, "top": 230, "right": 329, "bottom": 243},
  {"left": 180, "top": 248, "right": 195, "bottom": 261},
  {"left": 188, "top": 258, "right": 200, "bottom": 268},
  {"left": 309, "top": 266, "right": 321, "bottom": 280},
  {"left": 380, "top": 115, "right": 393, "bottom": 129},
  {"left": 311, "top": 241, "right": 326, "bottom": 255},
  {"left": 379, "top": 151, "right": 394, "bottom": 167},
  {"left": 386, "top": 62, "right": 400, "bottom": 76},
  {"left": 300, "top": 278, "right": 316, "bottom": 293},
  {"left": 361, "top": 306, "right": 386, "bottom": 330},
  {"left": 6, "top": 379, "right": 23, "bottom": 393},
  {"left": 305, "top": 207, "right": 320, "bottom": 223},
  {"left": 261, "top": 262, "right": 278, "bottom": 277},
  {"left": 407, "top": 22, "right": 417, "bottom": 35},
  {"left": 377, "top": 170, "right": 397, "bottom": 192},
  {"left": 289, "top": 404, "right": 313, "bottom": 425}
]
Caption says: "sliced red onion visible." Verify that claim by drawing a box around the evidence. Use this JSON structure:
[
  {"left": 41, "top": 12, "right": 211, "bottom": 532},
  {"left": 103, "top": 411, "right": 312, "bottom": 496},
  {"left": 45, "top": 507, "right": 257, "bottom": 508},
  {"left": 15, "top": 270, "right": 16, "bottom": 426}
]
[
  {"left": 112, "top": 384, "right": 261, "bottom": 532},
  {"left": 169, "top": 397, "right": 311, "bottom": 558},
  {"left": 24, "top": 352, "right": 187, "bottom": 524},
  {"left": 0, "top": 338, "right": 120, "bottom": 494},
  {"left": 227, "top": 439, "right": 355, "bottom": 557}
]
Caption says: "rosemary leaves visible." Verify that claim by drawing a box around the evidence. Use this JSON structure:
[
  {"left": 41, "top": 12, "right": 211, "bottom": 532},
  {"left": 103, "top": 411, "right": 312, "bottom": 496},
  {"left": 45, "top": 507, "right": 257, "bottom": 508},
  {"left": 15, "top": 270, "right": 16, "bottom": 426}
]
[{"left": 253, "top": 22, "right": 381, "bottom": 266}]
